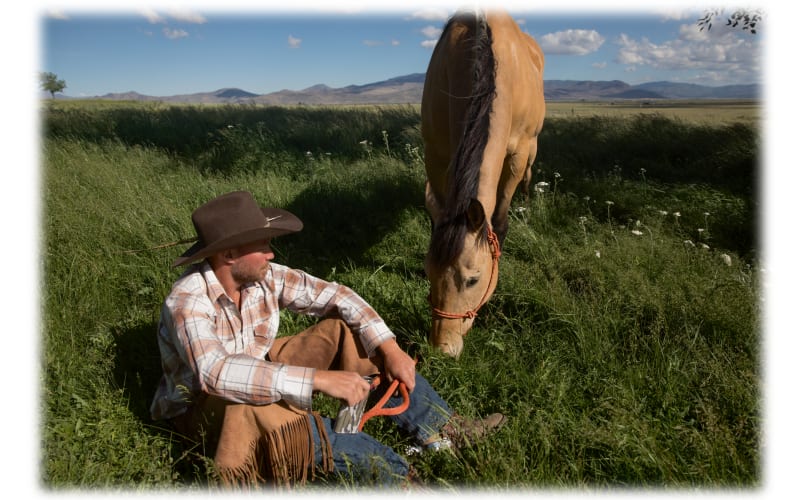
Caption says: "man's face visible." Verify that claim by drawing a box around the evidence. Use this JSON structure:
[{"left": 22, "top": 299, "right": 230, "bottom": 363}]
[{"left": 230, "top": 238, "right": 274, "bottom": 284}]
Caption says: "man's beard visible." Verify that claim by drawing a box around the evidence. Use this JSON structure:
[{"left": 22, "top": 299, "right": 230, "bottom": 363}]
[{"left": 231, "top": 261, "right": 268, "bottom": 284}]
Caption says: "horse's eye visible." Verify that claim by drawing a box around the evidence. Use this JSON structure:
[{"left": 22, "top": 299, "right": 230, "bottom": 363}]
[{"left": 465, "top": 276, "right": 480, "bottom": 288}]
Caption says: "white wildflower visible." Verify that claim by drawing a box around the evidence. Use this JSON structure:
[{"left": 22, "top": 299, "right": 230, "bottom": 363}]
[
  {"left": 594, "top": 250, "right": 601, "bottom": 258},
  {"left": 684, "top": 240, "right": 695, "bottom": 248},
  {"left": 631, "top": 230, "right": 643, "bottom": 236},
  {"left": 721, "top": 253, "right": 732, "bottom": 266}
]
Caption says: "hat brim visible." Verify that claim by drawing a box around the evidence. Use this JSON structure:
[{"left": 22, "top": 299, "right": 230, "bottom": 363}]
[{"left": 172, "top": 207, "right": 302, "bottom": 267}]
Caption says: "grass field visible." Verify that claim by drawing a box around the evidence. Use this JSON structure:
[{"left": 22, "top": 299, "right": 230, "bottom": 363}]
[
  {"left": 545, "top": 100, "right": 760, "bottom": 125},
  {"left": 39, "top": 100, "right": 760, "bottom": 491}
]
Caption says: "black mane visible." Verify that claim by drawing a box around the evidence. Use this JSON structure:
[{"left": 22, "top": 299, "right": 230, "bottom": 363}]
[{"left": 429, "top": 12, "right": 496, "bottom": 267}]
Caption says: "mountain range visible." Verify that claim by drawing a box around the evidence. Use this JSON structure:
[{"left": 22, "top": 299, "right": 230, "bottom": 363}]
[{"left": 79, "top": 73, "right": 760, "bottom": 104}]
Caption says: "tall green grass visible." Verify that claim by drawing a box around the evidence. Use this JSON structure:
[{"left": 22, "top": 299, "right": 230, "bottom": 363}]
[{"left": 41, "top": 102, "right": 759, "bottom": 490}]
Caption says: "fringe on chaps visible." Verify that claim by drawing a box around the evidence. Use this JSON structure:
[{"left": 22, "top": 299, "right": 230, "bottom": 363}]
[{"left": 171, "top": 318, "right": 380, "bottom": 488}]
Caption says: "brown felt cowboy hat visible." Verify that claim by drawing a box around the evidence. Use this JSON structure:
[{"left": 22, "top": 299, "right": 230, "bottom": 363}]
[{"left": 172, "top": 191, "right": 303, "bottom": 267}]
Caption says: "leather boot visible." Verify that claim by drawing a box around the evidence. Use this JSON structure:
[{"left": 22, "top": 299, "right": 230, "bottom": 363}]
[{"left": 441, "top": 412, "right": 506, "bottom": 448}]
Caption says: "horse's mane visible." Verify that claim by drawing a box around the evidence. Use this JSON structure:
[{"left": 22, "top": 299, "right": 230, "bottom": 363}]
[{"left": 429, "top": 11, "right": 496, "bottom": 267}]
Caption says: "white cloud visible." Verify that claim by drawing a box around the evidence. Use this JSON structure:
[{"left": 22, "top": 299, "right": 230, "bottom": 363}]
[
  {"left": 592, "top": 61, "right": 607, "bottom": 69},
  {"left": 140, "top": 9, "right": 206, "bottom": 24},
  {"left": 538, "top": 29, "right": 605, "bottom": 56},
  {"left": 140, "top": 9, "right": 166, "bottom": 24},
  {"left": 614, "top": 22, "right": 761, "bottom": 83},
  {"left": 420, "top": 25, "right": 442, "bottom": 39},
  {"left": 45, "top": 10, "right": 69, "bottom": 20},
  {"left": 288, "top": 35, "right": 302, "bottom": 49},
  {"left": 163, "top": 28, "right": 188, "bottom": 40},
  {"left": 656, "top": 9, "right": 693, "bottom": 22},
  {"left": 166, "top": 10, "right": 207, "bottom": 24},
  {"left": 419, "top": 25, "right": 442, "bottom": 49},
  {"left": 409, "top": 9, "right": 450, "bottom": 21}
]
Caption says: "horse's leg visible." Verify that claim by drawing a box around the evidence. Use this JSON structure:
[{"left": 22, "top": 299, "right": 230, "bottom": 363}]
[
  {"left": 493, "top": 147, "right": 531, "bottom": 247},
  {"left": 521, "top": 139, "right": 538, "bottom": 202}
]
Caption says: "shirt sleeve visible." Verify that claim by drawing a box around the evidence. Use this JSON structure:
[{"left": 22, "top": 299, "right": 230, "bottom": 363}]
[
  {"left": 270, "top": 264, "right": 396, "bottom": 357},
  {"left": 166, "top": 289, "right": 314, "bottom": 409}
]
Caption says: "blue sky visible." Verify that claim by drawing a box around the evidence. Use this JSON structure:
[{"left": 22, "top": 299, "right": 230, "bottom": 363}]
[{"left": 41, "top": 2, "right": 764, "bottom": 97}]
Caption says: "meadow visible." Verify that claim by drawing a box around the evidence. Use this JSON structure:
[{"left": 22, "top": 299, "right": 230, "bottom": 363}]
[{"left": 40, "top": 100, "right": 760, "bottom": 491}]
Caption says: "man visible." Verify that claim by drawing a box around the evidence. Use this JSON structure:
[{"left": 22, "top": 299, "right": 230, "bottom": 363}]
[{"left": 150, "top": 191, "right": 504, "bottom": 487}]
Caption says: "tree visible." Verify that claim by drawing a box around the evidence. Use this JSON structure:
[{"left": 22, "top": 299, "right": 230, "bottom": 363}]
[
  {"left": 697, "top": 9, "right": 762, "bottom": 35},
  {"left": 40, "top": 72, "right": 66, "bottom": 99}
]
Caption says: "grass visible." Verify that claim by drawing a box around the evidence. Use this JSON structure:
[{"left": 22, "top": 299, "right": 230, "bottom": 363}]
[
  {"left": 40, "top": 101, "right": 760, "bottom": 490},
  {"left": 545, "top": 100, "right": 760, "bottom": 126}
]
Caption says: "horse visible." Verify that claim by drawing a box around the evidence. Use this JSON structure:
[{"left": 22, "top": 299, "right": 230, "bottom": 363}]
[{"left": 421, "top": 10, "right": 545, "bottom": 357}]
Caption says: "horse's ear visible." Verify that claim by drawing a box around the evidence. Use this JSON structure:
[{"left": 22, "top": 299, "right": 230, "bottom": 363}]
[
  {"left": 425, "top": 182, "right": 443, "bottom": 225},
  {"left": 466, "top": 198, "right": 486, "bottom": 231}
]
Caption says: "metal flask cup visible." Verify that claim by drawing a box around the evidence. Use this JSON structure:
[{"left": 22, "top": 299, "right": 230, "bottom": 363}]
[{"left": 333, "top": 376, "right": 374, "bottom": 434}]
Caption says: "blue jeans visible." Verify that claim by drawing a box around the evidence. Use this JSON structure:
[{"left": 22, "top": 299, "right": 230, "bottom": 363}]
[{"left": 309, "top": 373, "right": 451, "bottom": 484}]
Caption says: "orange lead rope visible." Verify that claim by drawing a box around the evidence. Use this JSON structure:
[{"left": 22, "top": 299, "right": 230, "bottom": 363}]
[{"left": 357, "top": 378, "right": 410, "bottom": 432}]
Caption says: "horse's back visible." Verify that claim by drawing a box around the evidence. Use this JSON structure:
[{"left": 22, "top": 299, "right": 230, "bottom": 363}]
[
  {"left": 485, "top": 11, "right": 545, "bottom": 145},
  {"left": 421, "top": 10, "right": 545, "bottom": 200}
]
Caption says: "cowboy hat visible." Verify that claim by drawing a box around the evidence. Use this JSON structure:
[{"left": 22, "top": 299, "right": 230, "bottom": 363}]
[{"left": 172, "top": 191, "right": 303, "bottom": 267}]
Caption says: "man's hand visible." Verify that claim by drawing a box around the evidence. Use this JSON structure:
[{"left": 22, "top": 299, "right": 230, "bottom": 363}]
[
  {"left": 378, "top": 339, "right": 417, "bottom": 393},
  {"left": 313, "top": 370, "right": 371, "bottom": 406}
]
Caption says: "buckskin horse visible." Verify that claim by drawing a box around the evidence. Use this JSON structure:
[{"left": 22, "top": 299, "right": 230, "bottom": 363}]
[{"left": 421, "top": 10, "right": 545, "bottom": 357}]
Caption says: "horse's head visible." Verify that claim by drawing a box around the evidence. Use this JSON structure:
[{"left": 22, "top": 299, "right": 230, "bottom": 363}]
[{"left": 424, "top": 197, "right": 500, "bottom": 357}]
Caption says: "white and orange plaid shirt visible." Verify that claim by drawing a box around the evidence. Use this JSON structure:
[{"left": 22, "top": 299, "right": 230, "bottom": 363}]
[{"left": 150, "top": 261, "right": 395, "bottom": 421}]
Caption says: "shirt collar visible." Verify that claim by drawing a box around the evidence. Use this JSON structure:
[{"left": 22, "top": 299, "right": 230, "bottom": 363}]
[
  {"left": 198, "top": 260, "right": 265, "bottom": 305},
  {"left": 199, "top": 260, "right": 229, "bottom": 304}
]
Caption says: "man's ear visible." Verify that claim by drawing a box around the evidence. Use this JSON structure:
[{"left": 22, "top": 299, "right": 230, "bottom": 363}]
[
  {"left": 213, "top": 248, "right": 236, "bottom": 265},
  {"left": 224, "top": 248, "right": 237, "bottom": 261}
]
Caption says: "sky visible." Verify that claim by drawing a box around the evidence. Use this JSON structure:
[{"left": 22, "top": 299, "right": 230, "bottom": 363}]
[{"left": 39, "top": 1, "right": 766, "bottom": 98}]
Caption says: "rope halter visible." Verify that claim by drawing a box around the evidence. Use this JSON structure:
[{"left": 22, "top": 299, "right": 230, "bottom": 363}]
[{"left": 428, "top": 226, "right": 501, "bottom": 321}]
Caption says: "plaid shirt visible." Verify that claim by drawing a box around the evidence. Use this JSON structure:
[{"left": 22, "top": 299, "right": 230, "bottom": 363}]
[{"left": 150, "top": 261, "right": 395, "bottom": 421}]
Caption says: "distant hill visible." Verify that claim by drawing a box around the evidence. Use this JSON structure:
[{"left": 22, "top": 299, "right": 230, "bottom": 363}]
[
  {"left": 542, "top": 79, "right": 759, "bottom": 100},
  {"left": 71, "top": 74, "right": 760, "bottom": 105},
  {"left": 96, "top": 88, "right": 260, "bottom": 103}
]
